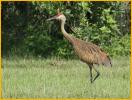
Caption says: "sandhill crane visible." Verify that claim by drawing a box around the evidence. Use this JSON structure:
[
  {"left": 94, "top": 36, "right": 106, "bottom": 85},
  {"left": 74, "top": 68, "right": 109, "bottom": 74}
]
[{"left": 47, "top": 9, "right": 112, "bottom": 83}]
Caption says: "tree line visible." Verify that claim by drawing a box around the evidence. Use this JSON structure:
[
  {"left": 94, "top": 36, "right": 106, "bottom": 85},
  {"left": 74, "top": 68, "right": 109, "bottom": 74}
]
[{"left": 2, "top": 1, "right": 130, "bottom": 58}]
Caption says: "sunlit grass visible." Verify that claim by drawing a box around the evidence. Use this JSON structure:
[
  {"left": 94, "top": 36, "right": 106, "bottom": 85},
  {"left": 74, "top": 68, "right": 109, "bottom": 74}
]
[{"left": 2, "top": 56, "right": 130, "bottom": 98}]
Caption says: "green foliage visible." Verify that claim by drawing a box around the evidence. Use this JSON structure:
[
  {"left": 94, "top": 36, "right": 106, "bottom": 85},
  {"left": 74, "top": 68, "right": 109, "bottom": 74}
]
[
  {"left": 2, "top": 1, "right": 130, "bottom": 58},
  {"left": 52, "top": 40, "right": 74, "bottom": 58},
  {"left": 24, "top": 34, "right": 52, "bottom": 56},
  {"left": 103, "top": 34, "right": 130, "bottom": 56}
]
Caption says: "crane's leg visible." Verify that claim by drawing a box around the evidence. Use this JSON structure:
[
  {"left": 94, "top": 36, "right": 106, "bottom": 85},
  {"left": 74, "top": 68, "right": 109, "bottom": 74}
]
[
  {"left": 92, "top": 66, "right": 100, "bottom": 83},
  {"left": 88, "top": 64, "right": 93, "bottom": 83}
]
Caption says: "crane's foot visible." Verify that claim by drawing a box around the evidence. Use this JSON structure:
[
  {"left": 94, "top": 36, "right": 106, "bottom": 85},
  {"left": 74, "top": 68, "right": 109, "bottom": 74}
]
[
  {"left": 88, "top": 64, "right": 100, "bottom": 83},
  {"left": 90, "top": 78, "right": 93, "bottom": 83},
  {"left": 89, "top": 65, "right": 93, "bottom": 83},
  {"left": 92, "top": 72, "right": 100, "bottom": 83}
]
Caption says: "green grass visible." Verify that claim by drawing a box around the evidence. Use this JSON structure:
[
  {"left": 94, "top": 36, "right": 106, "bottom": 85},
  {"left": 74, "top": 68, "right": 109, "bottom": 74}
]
[{"left": 2, "top": 56, "right": 130, "bottom": 98}]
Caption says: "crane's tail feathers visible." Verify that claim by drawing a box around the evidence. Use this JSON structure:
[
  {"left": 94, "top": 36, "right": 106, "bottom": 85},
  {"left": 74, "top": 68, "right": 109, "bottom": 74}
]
[{"left": 102, "top": 56, "right": 112, "bottom": 67}]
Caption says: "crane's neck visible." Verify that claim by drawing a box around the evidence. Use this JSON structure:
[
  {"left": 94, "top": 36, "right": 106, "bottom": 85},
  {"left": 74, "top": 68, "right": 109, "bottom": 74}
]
[{"left": 60, "top": 20, "right": 74, "bottom": 43}]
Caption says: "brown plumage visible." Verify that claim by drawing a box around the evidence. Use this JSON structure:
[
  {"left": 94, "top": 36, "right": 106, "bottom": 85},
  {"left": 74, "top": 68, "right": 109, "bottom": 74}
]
[{"left": 47, "top": 9, "right": 112, "bottom": 83}]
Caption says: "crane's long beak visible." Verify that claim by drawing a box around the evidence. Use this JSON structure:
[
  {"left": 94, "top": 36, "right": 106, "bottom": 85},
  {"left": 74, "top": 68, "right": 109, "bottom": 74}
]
[{"left": 47, "top": 16, "right": 57, "bottom": 21}]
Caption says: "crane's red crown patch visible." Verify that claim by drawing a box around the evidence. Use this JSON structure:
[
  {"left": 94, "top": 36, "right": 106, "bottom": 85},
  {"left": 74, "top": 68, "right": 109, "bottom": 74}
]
[{"left": 57, "top": 13, "right": 62, "bottom": 16}]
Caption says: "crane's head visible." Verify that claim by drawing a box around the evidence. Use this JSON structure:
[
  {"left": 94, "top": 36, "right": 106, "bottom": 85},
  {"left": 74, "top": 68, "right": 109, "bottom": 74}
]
[{"left": 47, "top": 9, "right": 66, "bottom": 22}]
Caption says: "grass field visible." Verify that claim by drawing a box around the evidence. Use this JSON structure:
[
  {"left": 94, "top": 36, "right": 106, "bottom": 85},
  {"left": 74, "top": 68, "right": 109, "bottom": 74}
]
[{"left": 2, "top": 56, "right": 130, "bottom": 98}]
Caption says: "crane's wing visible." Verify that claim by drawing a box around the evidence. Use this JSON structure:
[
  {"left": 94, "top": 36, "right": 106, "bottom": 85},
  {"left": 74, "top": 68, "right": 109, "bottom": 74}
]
[{"left": 73, "top": 39, "right": 112, "bottom": 67}]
